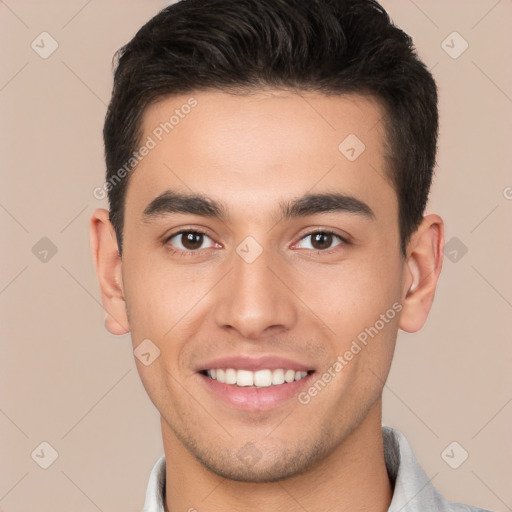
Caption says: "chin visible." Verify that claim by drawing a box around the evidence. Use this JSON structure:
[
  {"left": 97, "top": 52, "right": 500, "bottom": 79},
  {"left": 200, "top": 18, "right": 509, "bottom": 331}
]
[{"left": 193, "top": 441, "right": 327, "bottom": 484}]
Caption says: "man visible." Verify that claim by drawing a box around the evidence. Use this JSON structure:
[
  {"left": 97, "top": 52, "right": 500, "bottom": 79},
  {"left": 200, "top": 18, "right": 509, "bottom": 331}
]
[{"left": 90, "top": 0, "right": 491, "bottom": 510}]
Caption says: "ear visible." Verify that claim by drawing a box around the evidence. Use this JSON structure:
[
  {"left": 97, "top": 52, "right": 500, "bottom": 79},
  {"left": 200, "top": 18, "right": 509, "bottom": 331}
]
[
  {"left": 399, "top": 214, "right": 444, "bottom": 333},
  {"left": 90, "top": 209, "right": 130, "bottom": 335}
]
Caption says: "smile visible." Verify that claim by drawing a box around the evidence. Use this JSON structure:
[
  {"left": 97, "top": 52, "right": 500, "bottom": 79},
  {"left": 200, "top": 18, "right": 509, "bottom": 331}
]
[{"left": 203, "top": 368, "right": 310, "bottom": 388}]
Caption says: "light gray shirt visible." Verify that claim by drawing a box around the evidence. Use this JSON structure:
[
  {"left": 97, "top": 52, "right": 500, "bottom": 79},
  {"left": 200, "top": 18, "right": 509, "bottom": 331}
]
[{"left": 142, "top": 426, "right": 492, "bottom": 511}]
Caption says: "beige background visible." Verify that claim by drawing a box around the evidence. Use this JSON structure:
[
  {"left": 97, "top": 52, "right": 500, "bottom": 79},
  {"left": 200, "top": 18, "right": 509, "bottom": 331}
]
[{"left": 1, "top": 1, "right": 511, "bottom": 511}]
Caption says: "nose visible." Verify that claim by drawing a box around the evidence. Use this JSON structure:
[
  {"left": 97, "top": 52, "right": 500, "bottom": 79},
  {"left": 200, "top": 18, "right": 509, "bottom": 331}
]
[{"left": 212, "top": 244, "right": 298, "bottom": 340}]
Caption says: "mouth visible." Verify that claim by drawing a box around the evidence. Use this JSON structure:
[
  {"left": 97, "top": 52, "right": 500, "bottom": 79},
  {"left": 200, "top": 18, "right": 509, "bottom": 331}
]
[
  {"left": 200, "top": 368, "right": 313, "bottom": 388},
  {"left": 196, "top": 356, "right": 316, "bottom": 411}
]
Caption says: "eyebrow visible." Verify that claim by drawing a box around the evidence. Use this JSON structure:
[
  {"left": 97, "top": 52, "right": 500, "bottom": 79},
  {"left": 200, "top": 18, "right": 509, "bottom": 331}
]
[{"left": 142, "top": 190, "right": 375, "bottom": 223}]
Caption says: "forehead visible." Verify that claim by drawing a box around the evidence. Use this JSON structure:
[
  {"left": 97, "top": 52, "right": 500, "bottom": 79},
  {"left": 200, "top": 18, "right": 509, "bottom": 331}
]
[{"left": 125, "top": 89, "right": 395, "bottom": 221}]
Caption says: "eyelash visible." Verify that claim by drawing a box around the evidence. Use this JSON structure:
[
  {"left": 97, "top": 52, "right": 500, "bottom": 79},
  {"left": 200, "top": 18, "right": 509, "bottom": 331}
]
[{"left": 164, "top": 229, "right": 348, "bottom": 256}]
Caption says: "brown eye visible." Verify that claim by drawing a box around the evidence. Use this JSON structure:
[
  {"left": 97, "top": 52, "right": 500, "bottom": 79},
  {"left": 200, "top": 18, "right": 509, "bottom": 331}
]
[
  {"left": 295, "top": 231, "right": 345, "bottom": 251},
  {"left": 181, "top": 232, "right": 204, "bottom": 250},
  {"left": 311, "top": 232, "right": 333, "bottom": 250},
  {"left": 167, "top": 230, "right": 216, "bottom": 252}
]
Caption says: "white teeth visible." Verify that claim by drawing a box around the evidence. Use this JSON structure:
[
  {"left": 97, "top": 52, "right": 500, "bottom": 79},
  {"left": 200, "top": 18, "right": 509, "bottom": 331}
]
[
  {"left": 295, "top": 371, "right": 307, "bottom": 381},
  {"left": 284, "top": 369, "right": 296, "bottom": 383},
  {"left": 272, "top": 369, "right": 285, "bottom": 385},
  {"left": 225, "top": 368, "right": 237, "bottom": 384},
  {"left": 236, "top": 369, "right": 254, "bottom": 387},
  {"left": 254, "top": 369, "right": 272, "bottom": 387},
  {"left": 205, "top": 368, "right": 310, "bottom": 387}
]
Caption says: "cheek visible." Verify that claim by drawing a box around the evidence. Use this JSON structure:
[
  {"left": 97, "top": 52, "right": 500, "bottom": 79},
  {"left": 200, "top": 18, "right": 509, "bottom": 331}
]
[
  {"left": 304, "top": 260, "right": 401, "bottom": 405},
  {"left": 122, "top": 254, "right": 213, "bottom": 343},
  {"left": 300, "top": 255, "right": 402, "bottom": 334}
]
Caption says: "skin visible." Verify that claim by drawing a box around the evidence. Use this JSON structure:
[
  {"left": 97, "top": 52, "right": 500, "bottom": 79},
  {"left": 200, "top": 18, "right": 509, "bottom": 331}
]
[{"left": 90, "top": 89, "right": 443, "bottom": 512}]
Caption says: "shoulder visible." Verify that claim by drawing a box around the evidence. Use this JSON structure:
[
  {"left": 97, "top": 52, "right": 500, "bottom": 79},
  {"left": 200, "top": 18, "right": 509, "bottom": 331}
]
[
  {"left": 382, "top": 426, "right": 494, "bottom": 512},
  {"left": 441, "top": 500, "right": 493, "bottom": 512}
]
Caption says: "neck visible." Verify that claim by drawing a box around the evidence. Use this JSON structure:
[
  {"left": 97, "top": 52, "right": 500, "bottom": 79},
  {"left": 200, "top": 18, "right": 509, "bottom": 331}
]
[{"left": 162, "top": 401, "right": 392, "bottom": 512}]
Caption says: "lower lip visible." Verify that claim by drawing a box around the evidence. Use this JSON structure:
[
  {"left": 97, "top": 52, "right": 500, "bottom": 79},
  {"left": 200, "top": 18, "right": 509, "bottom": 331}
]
[{"left": 198, "top": 372, "right": 315, "bottom": 411}]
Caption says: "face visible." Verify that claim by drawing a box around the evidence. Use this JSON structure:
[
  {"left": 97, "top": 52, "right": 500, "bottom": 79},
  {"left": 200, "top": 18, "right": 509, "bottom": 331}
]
[{"left": 109, "top": 90, "right": 411, "bottom": 481}]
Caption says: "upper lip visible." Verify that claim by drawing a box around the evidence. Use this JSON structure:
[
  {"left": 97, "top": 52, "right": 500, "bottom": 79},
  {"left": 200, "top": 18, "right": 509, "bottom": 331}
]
[{"left": 197, "top": 355, "right": 314, "bottom": 372}]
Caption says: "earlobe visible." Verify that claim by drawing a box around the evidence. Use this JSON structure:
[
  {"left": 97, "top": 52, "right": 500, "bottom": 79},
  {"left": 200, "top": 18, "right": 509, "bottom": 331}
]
[
  {"left": 399, "top": 214, "right": 444, "bottom": 333},
  {"left": 90, "top": 209, "right": 130, "bottom": 335}
]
